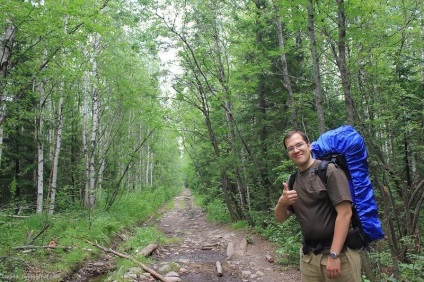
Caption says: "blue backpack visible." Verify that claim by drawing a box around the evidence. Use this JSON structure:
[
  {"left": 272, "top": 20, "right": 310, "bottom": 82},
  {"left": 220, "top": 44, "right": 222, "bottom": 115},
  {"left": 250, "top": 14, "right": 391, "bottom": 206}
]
[{"left": 289, "top": 125, "right": 384, "bottom": 249}]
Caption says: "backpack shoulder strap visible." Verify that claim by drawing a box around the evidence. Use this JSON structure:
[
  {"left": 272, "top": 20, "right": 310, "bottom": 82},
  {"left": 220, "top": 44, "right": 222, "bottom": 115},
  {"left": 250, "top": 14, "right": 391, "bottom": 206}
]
[
  {"left": 288, "top": 171, "right": 297, "bottom": 190},
  {"left": 316, "top": 160, "right": 330, "bottom": 184},
  {"left": 289, "top": 160, "right": 330, "bottom": 189}
]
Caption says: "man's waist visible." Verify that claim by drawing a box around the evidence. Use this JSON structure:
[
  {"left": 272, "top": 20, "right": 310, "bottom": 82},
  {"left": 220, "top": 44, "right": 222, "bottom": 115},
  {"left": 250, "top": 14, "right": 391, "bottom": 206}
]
[
  {"left": 303, "top": 238, "right": 333, "bottom": 247},
  {"left": 302, "top": 237, "right": 346, "bottom": 255}
]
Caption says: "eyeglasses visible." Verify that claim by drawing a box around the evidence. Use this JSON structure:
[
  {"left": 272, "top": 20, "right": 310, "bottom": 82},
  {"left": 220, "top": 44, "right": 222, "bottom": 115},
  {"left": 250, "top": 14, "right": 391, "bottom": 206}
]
[{"left": 286, "top": 142, "right": 306, "bottom": 153}]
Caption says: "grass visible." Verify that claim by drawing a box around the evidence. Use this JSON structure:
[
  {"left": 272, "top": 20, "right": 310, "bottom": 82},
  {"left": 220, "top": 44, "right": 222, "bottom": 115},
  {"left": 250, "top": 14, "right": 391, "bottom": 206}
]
[
  {"left": 0, "top": 185, "right": 181, "bottom": 282},
  {"left": 191, "top": 191, "right": 231, "bottom": 223},
  {"left": 108, "top": 226, "right": 179, "bottom": 280}
]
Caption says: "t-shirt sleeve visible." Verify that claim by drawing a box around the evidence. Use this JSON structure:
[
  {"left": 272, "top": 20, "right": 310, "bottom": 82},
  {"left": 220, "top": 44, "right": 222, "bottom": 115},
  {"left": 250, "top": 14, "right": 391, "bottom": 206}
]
[{"left": 326, "top": 163, "right": 352, "bottom": 206}]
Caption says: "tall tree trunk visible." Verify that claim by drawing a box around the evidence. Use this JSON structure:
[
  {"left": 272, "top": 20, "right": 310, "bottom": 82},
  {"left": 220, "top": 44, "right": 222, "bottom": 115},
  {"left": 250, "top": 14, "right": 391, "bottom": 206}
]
[
  {"left": 336, "top": 0, "right": 355, "bottom": 125},
  {"left": 273, "top": 0, "right": 297, "bottom": 128},
  {"left": 36, "top": 75, "right": 46, "bottom": 214},
  {"left": 0, "top": 21, "right": 16, "bottom": 165},
  {"left": 89, "top": 86, "right": 99, "bottom": 208},
  {"left": 96, "top": 114, "right": 105, "bottom": 192},
  {"left": 307, "top": 0, "right": 325, "bottom": 133},
  {"left": 211, "top": 2, "right": 251, "bottom": 221},
  {"left": 48, "top": 96, "right": 64, "bottom": 215},
  {"left": 82, "top": 33, "right": 101, "bottom": 209},
  {"left": 257, "top": 75, "right": 272, "bottom": 210},
  {"left": 250, "top": 1, "right": 273, "bottom": 212},
  {"left": 82, "top": 71, "right": 90, "bottom": 207}
]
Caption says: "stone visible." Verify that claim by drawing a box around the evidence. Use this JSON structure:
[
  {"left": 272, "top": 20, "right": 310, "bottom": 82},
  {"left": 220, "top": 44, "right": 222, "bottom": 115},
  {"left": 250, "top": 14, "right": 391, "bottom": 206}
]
[{"left": 165, "top": 271, "right": 180, "bottom": 277}]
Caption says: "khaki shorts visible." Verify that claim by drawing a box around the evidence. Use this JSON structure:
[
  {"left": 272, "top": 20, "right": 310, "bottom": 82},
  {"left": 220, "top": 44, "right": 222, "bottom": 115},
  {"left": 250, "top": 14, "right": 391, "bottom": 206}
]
[{"left": 300, "top": 247, "right": 361, "bottom": 282}]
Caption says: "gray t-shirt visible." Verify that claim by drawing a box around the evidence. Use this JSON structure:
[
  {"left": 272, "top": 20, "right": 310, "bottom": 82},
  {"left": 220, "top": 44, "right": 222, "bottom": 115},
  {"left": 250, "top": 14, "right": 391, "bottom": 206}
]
[{"left": 291, "top": 159, "right": 352, "bottom": 241}]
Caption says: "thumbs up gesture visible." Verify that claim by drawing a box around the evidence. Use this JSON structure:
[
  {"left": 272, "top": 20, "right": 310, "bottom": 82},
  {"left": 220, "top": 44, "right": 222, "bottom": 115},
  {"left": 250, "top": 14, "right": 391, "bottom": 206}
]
[{"left": 279, "top": 182, "right": 298, "bottom": 206}]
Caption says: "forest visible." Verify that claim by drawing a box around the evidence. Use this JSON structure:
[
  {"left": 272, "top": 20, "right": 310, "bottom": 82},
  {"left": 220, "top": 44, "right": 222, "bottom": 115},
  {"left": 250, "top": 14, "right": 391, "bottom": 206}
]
[{"left": 1, "top": 0, "right": 423, "bottom": 281}]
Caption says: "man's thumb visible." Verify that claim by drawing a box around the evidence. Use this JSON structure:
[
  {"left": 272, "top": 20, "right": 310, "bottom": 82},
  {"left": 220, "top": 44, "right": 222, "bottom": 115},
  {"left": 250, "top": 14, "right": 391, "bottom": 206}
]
[{"left": 283, "top": 182, "right": 289, "bottom": 191}]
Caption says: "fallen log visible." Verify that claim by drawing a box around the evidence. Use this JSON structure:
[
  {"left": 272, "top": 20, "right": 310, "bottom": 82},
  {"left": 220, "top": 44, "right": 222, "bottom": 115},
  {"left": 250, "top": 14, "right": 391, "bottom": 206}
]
[
  {"left": 265, "top": 254, "right": 275, "bottom": 263},
  {"left": 138, "top": 243, "right": 158, "bottom": 257},
  {"left": 215, "top": 261, "right": 223, "bottom": 277},
  {"left": 86, "top": 240, "right": 168, "bottom": 282}
]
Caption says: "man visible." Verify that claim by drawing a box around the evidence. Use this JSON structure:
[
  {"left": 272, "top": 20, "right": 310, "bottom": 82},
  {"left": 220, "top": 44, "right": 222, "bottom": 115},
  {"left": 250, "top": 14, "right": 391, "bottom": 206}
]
[{"left": 274, "top": 130, "right": 361, "bottom": 281}]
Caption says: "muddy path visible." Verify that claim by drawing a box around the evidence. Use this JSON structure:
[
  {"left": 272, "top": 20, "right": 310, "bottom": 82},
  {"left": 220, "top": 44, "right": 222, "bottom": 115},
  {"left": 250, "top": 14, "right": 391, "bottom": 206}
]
[{"left": 64, "top": 189, "right": 300, "bottom": 281}]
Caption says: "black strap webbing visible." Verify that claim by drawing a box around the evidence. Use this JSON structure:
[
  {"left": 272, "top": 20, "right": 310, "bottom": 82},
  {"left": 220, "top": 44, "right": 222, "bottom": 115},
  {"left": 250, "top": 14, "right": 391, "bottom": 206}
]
[{"left": 288, "top": 160, "right": 329, "bottom": 190}]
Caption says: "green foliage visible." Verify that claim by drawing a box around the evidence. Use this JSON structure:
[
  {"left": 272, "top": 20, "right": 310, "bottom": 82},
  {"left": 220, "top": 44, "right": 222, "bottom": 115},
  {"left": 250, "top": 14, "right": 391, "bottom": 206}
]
[
  {"left": 398, "top": 254, "right": 424, "bottom": 282},
  {"left": 205, "top": 198, "right": 232, "bottom": 223},
  {"left": 273, "top": 159, "right": 297, "bottom": 186},
  {"left": 0, "top": 185, "right": 176, "bottom": 279},
  {"left": 260, "top": 216, "right": 301, "bottom": 266},
  {"left": 232, "top": 220, "right": 250, "bottom": 230},
  {"left": 192, "top": 190, "right": 231, "bottom": 223},
  {"left": 122, "top": 226, "right": 174, "bottom": 253}
]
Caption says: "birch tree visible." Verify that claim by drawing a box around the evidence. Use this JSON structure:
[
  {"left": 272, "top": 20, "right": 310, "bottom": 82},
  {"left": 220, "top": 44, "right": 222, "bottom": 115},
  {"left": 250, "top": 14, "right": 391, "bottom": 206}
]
[
  {"left": 48, "top": 95, "right": 64, "bottom": 214},
  {"left": 82, "top": 33, "right": 101, "bottom": 209},
  {"left": 35, "top": 74, "right": 46, "bottom": 214}
]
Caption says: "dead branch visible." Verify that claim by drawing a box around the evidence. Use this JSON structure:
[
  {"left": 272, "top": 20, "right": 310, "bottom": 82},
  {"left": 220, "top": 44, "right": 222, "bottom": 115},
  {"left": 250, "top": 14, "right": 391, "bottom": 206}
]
[
  {"left": 13, "top": 245, "right": 73, "bottom": 251},
  {"left": 201, "top": 243, "right": 217, "bottom": 250},
  {"left": 27, "top": 223, "right": 50, "bottom": 245},
  {"left": 86, "top": 240, "right": 168, "bottom": 282},
  {"left": 0, "top": 214, "right": 29, "bottom": 218}
]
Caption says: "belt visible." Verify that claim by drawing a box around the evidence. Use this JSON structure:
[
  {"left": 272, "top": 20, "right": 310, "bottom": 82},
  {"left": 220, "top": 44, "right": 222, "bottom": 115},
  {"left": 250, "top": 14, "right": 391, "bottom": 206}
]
[{"left": 302, "top": 238, "right": 346, "bottom": 255}]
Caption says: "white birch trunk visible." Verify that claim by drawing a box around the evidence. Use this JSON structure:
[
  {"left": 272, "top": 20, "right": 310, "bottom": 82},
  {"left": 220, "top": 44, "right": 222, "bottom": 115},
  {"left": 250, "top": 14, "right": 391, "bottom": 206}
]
[
  {"left": 149, "top": 145, "right": 153, "bottom": 186},
  {"left": 36, "top": 135, "right": 44, "bottom": 214},
  {"left": 145, "top": 143, "right": 150, "bottom": 186},
  {"left": 36, "top": 75, "right": 46, "bottom": 214},
  {"left": 96, "top": 119, "right": 105, "bottom": 193},
  {"left": 48, "top": 96, "right": 64, "bottom": 215},
  {"left": 89, "top": 86, "right": 99, "bottom": 208},
  {"left": 82, "top": 76, "right": 90, "bottom": 207},
  {"left": 47, "top": 17, "right": 69, "bottom": 215},
  {"left": 82, "top": 33, "right": 101, "bottom": 209}
]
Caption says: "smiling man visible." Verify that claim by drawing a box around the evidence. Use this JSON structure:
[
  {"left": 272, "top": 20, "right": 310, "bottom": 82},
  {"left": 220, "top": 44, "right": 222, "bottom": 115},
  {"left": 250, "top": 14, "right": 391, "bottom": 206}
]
[{"left": 274, "top": 130, "right": 361, "bottom": 282}]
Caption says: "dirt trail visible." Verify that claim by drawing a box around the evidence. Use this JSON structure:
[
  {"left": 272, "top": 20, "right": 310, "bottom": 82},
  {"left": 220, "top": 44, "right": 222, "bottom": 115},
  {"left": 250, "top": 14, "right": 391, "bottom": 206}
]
[
  {"left": 63, "top": 188, "right": 300, "bottom": 281},
  {"left": 146, "top": 188, "right": 300, "bottom": 281}
]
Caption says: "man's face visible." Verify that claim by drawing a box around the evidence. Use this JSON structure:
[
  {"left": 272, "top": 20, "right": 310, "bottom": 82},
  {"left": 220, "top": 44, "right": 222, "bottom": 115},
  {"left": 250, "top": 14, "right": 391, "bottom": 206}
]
[{"left": 285, "top": 133, "right": 312, "bottom": 168}]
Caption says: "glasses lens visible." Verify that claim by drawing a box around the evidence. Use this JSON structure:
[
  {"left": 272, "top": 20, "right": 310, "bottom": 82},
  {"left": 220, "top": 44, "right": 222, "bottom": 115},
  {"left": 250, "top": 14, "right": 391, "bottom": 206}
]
[{"left": 287, "top": 142, "right": 304, "bottom": 153}]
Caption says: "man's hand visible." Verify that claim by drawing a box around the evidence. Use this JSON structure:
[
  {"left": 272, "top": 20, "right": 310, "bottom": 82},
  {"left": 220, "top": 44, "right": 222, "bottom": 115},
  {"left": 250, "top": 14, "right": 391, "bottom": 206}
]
[
  {"left": 278, "top": 182, "right": 298, "bottom": 206},
  {"left": 326, "top": 256, "right": 341, "bottom": 279},
  {"left": 274, "top": 183, "right": 297, "bottom": 222}
]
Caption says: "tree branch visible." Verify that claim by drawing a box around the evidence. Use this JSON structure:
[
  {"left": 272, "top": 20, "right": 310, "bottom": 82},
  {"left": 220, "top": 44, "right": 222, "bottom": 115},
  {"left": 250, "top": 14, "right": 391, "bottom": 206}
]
[{"left": 86, "top": 240, "right": 168, "bottom": 282}]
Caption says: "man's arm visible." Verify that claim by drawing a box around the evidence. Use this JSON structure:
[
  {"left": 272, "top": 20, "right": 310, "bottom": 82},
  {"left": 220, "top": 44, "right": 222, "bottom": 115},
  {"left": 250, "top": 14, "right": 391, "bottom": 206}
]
[
  {"left": 327, "top": 200, "right": 352, "bottom": 278},
  {"left": 274, "top": 202, "right": 291, "bottom": 222}
]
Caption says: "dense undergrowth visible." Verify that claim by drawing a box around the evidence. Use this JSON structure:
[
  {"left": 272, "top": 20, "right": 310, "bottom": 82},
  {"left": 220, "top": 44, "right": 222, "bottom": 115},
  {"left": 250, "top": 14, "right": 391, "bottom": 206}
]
[{"left": 0, "top": 185, "right": 181, "bottom": 282}]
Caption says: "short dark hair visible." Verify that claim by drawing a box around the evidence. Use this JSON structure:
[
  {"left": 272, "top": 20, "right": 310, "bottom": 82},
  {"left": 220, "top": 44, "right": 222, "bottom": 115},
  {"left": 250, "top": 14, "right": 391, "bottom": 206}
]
[{"left": 283, "top": 130, "right": 309, "bottom": 149}]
